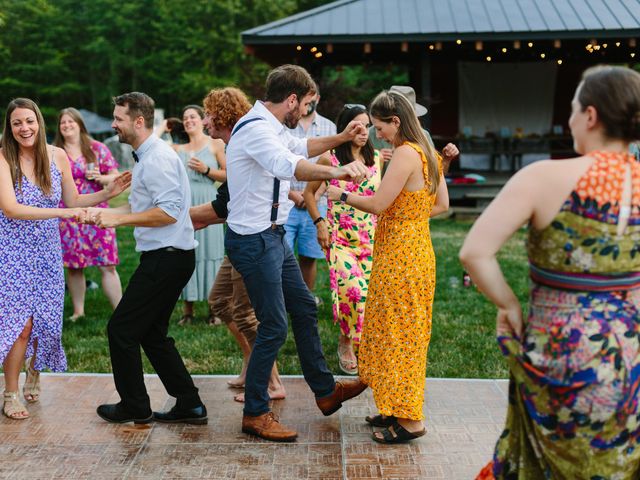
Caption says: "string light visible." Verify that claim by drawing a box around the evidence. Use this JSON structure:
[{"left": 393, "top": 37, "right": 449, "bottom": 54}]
[
  {"left": 501, "top": 47, "right": 507, "bottom": 53},
  {"left": 310, "top": 47, "right": 317, "bottom": 52},
  {"left": 296, "top": 45, "right": 302, "bottom": 51},
  {"left": 428, "top": 44, "right": 435, "bottom": 50},
  {"left": 602, "top": 43, "right": 608, "bottom": 48},
  {"left": 557, "top": 59, "right": 563, "bottom": 65},
  {"left": 528, "top": 42, "right": 533, "bottom": 48},
  {"left": 315, "top": 52, "right": 322, "bottom": 58},
  {"left": 616, "top": 42, "right": 621, "bottom": 47},
  {"left": 632, "top": 53, "right": 637, "bottom": 58},
  {"left": 456, "top": 39, "right": 462, "bottom": 45},
  {"left": 486, "top": 56, "right": 492, "bottom": 62},
  {"left": 540, "top": 53, "right": 546, "bottom": 59}
]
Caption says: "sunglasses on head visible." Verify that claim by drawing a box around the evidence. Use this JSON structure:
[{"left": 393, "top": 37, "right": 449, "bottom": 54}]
[{"left": 344, "top": 103, "right": 366, "bottom": 110}]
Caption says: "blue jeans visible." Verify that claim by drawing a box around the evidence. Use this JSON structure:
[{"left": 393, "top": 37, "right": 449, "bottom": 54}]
[
  {"left": 284, "top": 204, "right": 327, "bottom": 259},
  {"left": 225, "top": 226, "right": 335, "bottom": 416}
]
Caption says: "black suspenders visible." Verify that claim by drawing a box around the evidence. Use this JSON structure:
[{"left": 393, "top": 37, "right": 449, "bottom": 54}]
[{"left": 231, "top": 117, "right": 281, "bottom": 228}]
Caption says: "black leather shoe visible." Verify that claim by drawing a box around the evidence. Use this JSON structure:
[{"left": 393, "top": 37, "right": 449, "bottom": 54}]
[
  {"left": 96, "top": 403, "right": 153, "bottom": 424},
  {"left": 153, "top": 404, "right": 208, "bottom": 425}
]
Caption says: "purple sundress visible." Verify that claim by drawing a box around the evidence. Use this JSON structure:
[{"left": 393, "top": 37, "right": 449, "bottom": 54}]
[{"left": 0, "top": 151, "right": 67, "bottom": 372}]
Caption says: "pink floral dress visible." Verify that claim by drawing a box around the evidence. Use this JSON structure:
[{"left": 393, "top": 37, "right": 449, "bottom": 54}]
[
  {"left": 327, "top": 151, "right": 381, "bottom": 345},
  {"left": 59, "top": 141, "right": 119, "bottom": 268}
]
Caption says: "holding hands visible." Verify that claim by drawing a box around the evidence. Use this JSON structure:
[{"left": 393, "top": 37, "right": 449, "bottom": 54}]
[{"left": 76, "top": 207, "right": 122, "bottom": 228}]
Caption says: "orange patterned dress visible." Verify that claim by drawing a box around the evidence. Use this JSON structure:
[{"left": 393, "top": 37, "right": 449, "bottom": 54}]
[{"left": 358, "top": 141, "right": 440, "bottom": 420}]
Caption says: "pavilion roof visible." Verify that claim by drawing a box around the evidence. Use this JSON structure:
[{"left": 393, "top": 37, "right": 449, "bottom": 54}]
[{"left": 243, "top": 0, "right": 640, "bottom": 44}]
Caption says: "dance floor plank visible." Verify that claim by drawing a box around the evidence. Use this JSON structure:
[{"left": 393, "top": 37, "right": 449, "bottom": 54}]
[{"left": 0, "top": 376, "right": 506, "bottom": 479}]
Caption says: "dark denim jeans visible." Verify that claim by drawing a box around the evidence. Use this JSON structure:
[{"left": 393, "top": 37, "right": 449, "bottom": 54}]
[{"left": 225, "top": 226, "right": 335, "bottom": 416}]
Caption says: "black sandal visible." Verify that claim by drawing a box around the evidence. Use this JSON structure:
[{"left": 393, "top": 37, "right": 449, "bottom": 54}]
[
  {"left": 365, "top": 414, "right": 396, "bottom": 427},
  {"left": 372, "top": 420, "right": 426, "bottom": 444}
]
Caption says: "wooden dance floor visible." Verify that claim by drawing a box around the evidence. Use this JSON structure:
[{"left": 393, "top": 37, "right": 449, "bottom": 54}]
[{"left": 0, "top": 375, "right": 507, "bottom": 479}]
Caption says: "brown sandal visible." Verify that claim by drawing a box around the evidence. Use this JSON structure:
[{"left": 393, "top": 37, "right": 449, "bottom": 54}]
[
  {"left": 372, "top": 421, "right": 426, "bottom": 444},
  {"left": 3, "top": 391, "right": 29, "bottom": 420},
  {"left": 23, "top": 357, "right": 40, "bottom": 403},
  {"left": 365, "top": 414, "right": 396, "bottom": 427}
]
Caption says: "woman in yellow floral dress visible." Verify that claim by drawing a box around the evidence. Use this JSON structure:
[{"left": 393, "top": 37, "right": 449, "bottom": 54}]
[
  {"left": 304, "top": 105, "right": 381, "bottom": 375},
  {"left": 327, "top": 91, "right": 457, "bottom": 443}
]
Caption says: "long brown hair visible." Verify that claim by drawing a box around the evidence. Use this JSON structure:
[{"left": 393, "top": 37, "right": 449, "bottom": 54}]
[
  {"left": 370, "top": 91, "right": 440, "bottom": 194},
  {"left": 53, "top": 107, "right": 97, "bottom": 165},
  {"left": 1, "top": 98, "right": 51, "bottom": 194},
  {"left": 334, "top": 105, "right": 375, "bottom": 167}
]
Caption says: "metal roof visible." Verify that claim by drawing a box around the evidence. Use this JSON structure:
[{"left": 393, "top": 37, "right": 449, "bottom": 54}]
[{"left": 243, "top": 0, "right": 640, "bottom": 44}]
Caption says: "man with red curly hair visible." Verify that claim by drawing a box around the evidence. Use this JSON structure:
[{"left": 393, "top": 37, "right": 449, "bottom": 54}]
[{"left": 190, "top": 87, "right": 286, "bottom": 402}]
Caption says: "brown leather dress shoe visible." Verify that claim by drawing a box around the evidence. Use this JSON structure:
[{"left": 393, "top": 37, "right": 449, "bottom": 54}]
[
  {"left": 242, "top": 412, "right": 298, "bottom": 442},
  {"left": 316, "top": 378, "right": 368, "bottom": 416}
]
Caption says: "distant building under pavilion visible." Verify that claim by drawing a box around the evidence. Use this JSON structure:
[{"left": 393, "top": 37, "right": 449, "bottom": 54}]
[{"left": 243, "top": 0, "right": 639, "bottom": 173}]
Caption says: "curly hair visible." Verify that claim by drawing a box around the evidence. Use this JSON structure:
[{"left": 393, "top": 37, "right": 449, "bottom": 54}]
[{"left": 202, "top": 87, "right": 252, "bottom": 130}]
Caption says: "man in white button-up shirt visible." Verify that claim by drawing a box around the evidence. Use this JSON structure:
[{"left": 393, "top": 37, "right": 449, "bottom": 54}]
[
  {"left": 86, "top": 92, "right": 207, "bottom": 426},
  {"left": 225, "top": 65, "right": 369, "bottom": 442}
]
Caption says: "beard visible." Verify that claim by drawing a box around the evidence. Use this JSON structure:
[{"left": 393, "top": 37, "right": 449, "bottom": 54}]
[
  {"left": 283, "top": 110, "right": 301, "bottom": 129},
  {"left": 115, "top": 129, "right": 133, "bottom": 145}
]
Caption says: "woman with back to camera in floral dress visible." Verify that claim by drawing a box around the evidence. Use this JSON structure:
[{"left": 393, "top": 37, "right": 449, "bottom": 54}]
[
  {"left": 327, "top": 91, "right": 457, "bottom": 443},
  {"left": 54, "top": 107, "right": 123, "bottom": 321},
  {"left": 462, "top": 66, "right": 640, "bottom": 479},
  {"left": 304, "top": 104, "right": 381, "bottom": 375},
  {"left": 0, "top": 98, "right": 130, "bottom": 420}
]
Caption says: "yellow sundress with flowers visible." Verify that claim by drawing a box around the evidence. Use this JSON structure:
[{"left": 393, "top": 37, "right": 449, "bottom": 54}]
[{"left": 358, "top": 141, "right": 441, "bottom": 420}]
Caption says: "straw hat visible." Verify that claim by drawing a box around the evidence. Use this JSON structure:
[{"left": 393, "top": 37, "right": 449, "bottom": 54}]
[{"left": 389, "top": 85, "right": 428, "bottom": 117}]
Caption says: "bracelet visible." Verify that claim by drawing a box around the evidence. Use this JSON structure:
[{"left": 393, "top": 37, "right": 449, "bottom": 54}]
[
  {"left": 313, "top": 216, "right": 325, "bottom": 225},
  {"left": 204, "top": 166, "right": 211, "bottom": 176},
  {"left": 340, "top": 191, "right": 349, "bottom": 203}
]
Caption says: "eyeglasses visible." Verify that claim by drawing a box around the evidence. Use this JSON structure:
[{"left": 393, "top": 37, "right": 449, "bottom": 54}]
[{"left": 344, "top": 103, "right": 366, "bottom": 110}]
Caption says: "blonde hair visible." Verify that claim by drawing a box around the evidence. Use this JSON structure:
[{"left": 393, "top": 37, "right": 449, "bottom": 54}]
[
  {"left": 370, "top": 91, "right": 440, "bottom": 194},
  {"left": 1, "top": 98, "right": 51, "bottom": 194}
]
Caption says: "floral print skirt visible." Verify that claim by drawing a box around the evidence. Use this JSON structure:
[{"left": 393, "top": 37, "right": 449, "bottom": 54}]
[{"left": 478, "top": 284, "right": 640, "bottom": 479}]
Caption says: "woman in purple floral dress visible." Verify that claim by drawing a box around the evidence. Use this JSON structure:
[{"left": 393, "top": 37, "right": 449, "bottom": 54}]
[
  {"left": 54, "top": 108, "right": 122, "bottom": 321},
  {"left": 0, "top": 99, "right": 130, "bottom": 420}
]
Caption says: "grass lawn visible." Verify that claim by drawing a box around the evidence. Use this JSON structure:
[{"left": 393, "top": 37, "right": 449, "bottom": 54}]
[{"left": 64, "top": 203, "right": 529, "bottom": 379}]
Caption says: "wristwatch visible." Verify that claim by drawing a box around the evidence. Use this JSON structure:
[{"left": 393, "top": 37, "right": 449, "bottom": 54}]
[
  {"left": 340, "top": 191, "right": 349, "bottom": 203},
  {"left": 313, "top": 216, "right": 325, "bottom": 225}
]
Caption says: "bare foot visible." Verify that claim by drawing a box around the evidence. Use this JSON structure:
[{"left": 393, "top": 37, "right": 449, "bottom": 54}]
[
  {"left": 234, "top": 385, "right": 287, "bottom": 403},
  {"left": 227, "top": 376, "right": 245, "bottom": 389}
]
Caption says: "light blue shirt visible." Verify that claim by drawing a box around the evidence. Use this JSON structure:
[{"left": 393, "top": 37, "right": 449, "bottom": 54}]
[{"left": 129, "top": 134, "right": 196, "bottom": 252}]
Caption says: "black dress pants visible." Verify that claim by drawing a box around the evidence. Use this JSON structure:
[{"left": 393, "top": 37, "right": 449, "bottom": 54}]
[{"left": 107, "top": 248, "right": 201, "bottom": 415}]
